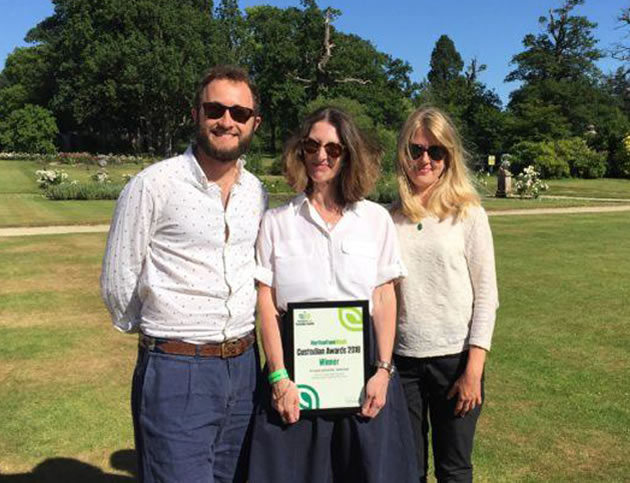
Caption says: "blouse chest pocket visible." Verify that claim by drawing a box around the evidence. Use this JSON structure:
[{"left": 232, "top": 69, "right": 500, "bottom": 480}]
[
  {"left": 341, "top": 239, "right": 378, "bottom": 285},
  {"left": 274, "top": 238, "right": 314, "bottom": 286}
]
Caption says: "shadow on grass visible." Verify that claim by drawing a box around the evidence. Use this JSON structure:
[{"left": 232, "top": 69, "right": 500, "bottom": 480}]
[{"left": 0, "top": 449, "right": 137, "bottom": 482}]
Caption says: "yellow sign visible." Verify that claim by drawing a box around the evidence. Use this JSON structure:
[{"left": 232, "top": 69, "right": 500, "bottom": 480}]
[{"left": 488, "top": 155, "right": 496, "bottom": 166}]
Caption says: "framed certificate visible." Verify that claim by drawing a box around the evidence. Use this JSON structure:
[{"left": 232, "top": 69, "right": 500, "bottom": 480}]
[{"left": 286, "top": 300, "right": 370, "bottom": 415}]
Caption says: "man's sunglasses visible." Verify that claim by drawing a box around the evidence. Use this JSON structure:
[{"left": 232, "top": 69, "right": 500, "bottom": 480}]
[
  {"left": 409, "top": 143, "right": 447, "bottom": 162},
  {"left": 302, "top": 138, "right": 344, "bottom": 158},
  {"left": 202, "top": 102, "right": 255, "bottom": 124}
]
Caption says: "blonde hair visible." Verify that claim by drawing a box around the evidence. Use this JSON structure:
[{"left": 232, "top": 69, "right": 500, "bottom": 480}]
[
  {"left": 392, "top": 106, "right": 479, "bottom": 222},
  {"left": 283, "top": 107, "right": 381, "bottom": 205}
]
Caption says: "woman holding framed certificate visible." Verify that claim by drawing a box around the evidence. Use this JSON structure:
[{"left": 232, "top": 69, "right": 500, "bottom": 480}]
[
  {"left": 249, "top": 107, "right": 418, "bottom": 483},
  {"left": 391, "top": 106, "right": 499, "bottom": 482}
]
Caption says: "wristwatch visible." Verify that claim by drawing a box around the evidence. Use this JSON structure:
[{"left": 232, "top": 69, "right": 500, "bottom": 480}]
[{"left": 374, "top": 360, "right": 395, "bottom": 378}]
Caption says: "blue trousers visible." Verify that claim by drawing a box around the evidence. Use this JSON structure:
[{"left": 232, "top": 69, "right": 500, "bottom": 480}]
[
  {"left": 394, "top": 351, "right": 483, "bottom": 483},
  {"left": 131, "top": 344, "right": 259, "bottom": 483}
]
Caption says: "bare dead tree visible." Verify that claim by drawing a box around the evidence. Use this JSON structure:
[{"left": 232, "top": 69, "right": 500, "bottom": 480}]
[{"left": 293, "top": 8, "right": 371, "bottom": 91}]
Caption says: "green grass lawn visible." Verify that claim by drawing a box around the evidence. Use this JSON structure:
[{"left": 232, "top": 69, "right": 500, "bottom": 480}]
[
  {"left": 475, "top": 173, "right": 630, "bottom": 200},
  {"left": 1, "top": 212, "right": 629, "bottom": 481},
  {"left": 544, "top": 177, "right": 630, "bottom": 199},
  {"left": 0, "top": 194, "right": 116, "bottom": 227}
]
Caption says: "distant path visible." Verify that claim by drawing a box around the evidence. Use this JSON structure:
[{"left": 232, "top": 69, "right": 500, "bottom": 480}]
[
  {"left": 1, "top": 205, "right": 629, "bottom": 237},
  {"left": 487, "top": 205, "right": 630, "bottom": 216},
  {"left": 0, "top": 224, "right": 110, "bottom": 237},
  {"left": 541, "top": 195, "right": 630, "bottom": 202}
]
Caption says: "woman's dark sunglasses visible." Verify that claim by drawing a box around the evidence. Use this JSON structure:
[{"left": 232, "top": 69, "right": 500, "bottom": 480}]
[
  {"left": 202, "top": 102, "right": 255, "bottom": 124},
  {"left": 409, "top": 143, "right": 447, "bottom": 162},
  {"left": 302, "top": 138, "right": 344, "bottom": 158}
]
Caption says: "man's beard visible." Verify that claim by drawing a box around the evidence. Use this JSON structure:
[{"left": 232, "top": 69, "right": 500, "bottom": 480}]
[{"left": 196, "top": 125, "right": 255, "bottom": 163}]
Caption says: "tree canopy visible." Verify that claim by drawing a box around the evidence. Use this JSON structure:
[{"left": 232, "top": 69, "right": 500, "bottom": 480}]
[{"left": 1, "top": 0, "right": 629, "bottom": 179}]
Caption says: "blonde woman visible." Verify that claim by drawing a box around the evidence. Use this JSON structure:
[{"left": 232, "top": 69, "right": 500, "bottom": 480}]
[{"left": 391, "top": 106, "right": 499, "bottom": 483}]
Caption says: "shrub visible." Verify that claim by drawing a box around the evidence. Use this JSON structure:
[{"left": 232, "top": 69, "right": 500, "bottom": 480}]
[
  {"left": 555, "top": 138, "right": 606, "bottom": 179},
  {"left": 269, "top": 156, "right": 284, "bottom": 176},
  {"left": 368, "top": 175, "right": 398, "bottom": 204},
  {"left": 374, "top": 126, "right": 397, "bottom": 174},
  {"left": 244, "top": 152, "right": 264, "bottom": 175},
  {"left": 609, "top": 134, "right": 630, "bottom": 179},
  {"left": 45, "top": 182, "right": 125, "bottom": 200},
  {"left": 35, "top": 169, "right": 69, "bottom": 189},
  {"left": 261, "top": 176, "right": 292, "bottom": 194},
  {"left": 91, "top": 168, "right": 111, "bottom": 183},
  {"left": 0, "top": 104, "right": 58, "bottom": 154},
  {"left": 513, "top": 165, "right": 549, "bottom": 199},
  {"left": 510, "top": 140, "right": 570, "bottom": 178}
]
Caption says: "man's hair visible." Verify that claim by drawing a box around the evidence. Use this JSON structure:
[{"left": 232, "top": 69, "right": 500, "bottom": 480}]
[
  {"left": 193, "top": 65, "right": 259, "bottom": 112},
  {"left": 392, "top": 106, "right": 479, "bottom": 223},
  {"left": 283, "top": 106, "right": 381, "bottom": 206}
]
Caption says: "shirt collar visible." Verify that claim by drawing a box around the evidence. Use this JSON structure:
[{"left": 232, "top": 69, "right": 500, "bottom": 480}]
[
  {"left": 291, "top": 192, "right": 363, "bottom": 217},
  {"left": 185, "top": 145, "right": 245, "bottom": 187}
]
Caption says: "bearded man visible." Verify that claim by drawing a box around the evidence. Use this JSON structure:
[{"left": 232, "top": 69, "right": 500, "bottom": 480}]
[{"left": 100, "top": 65, "right": 266, "bottom": 483}]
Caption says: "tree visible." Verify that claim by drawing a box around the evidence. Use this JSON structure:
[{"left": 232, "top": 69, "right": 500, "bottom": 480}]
[
  {"left": 611, "top": 6, "right": 630, "bottom": 69},
  {"left": 245, "top": 0, "right": 415, "bottom": 151},
  {"left": 0, "top": 46, "right": 54, "bottom": 109},
  {"left": 25, "top": 0, "right": 218, "bottom": 154},
  {"left": 427, "top": 35, "right": 464, "bottom": 88},
  {"left": 214, "top": 0, "right": 248, "bottom": 65},
  {"left": 504, "top": 0, "right": 627, "bottom": 158},
  {"left": 0, "top": 104, "right": 58, "bottom": 153},
  {"left": 505, "top": 0, "right": 603, "bottom": 83},
  {"left": 422, "top": 36, "right": 504, "bottom": 158}
]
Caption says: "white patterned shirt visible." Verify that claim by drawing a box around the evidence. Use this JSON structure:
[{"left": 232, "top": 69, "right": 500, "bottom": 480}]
[
  {"left": 100, "top": 146, "right": 267, "bottom": 343},
  {"left": 255, "top": 194, "right": 407, "bottom": 311}
]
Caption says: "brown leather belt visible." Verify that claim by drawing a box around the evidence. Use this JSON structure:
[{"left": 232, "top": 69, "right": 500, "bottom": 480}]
[{"left": 139, "top": 332, "right": 255, "bottom": 358}]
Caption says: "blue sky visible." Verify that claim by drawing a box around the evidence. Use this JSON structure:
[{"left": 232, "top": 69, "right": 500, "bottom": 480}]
[{"left": 1, "top": 0, "right": 626, "bottom": 106}]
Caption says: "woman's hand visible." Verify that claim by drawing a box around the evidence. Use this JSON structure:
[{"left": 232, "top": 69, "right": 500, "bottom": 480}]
[
  {"left": 271, "top": 378, "right": 301, "bottom": 424},
  {"left": 360, "top": 369, "right": 390, "bottom": 418},
  {"left": 447, "top": 346, "right": 486, "bottom": 417},
  {"left": 446, "top": 369, "right": 482, "bottom": 417}
]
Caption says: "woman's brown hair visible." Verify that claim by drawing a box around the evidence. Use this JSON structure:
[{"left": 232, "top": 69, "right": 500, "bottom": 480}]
[{"left": 284, "top": 107, "right": 381, "bottom": 206}]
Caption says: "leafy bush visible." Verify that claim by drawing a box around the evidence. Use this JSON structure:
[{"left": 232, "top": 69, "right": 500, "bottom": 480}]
[
  {"left": 510, "top": 140, "right": 570, "bottom": 178},
  {"left": 244, "top": 152, "right": 264, "bottom": 175},
  {"left": 0, "top": 104, "right": 58, "bottom": 154},
  {"left": 510, "top": 138, "right": 607, "bottom": 179},
  {"left": 609, "top": 134, "right": 630, "bottom": 179},
  {"left": 368, "top": 175, "right": 398, "bottom": 204},
  {"left": 45, "top": 182, "right": 125, "bottom": 200},
  {"left": 373, "top": 126, "right": 398, "bottom": 174},
  {"left": 91, "top": 168, "right": 111, "bottom": 183},
  {"left": 261, "top": 176, "right": 292, "bottom": 194},
  {"left": 269, "top": 156, "right": 284, "bottom": 176},
  {"left": 555, "top": 138, "right": 606, "bottom": 179}
]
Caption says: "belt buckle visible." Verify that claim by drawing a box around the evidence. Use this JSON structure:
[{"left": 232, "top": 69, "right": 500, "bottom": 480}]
[{"left": 221, "top": 339, "right": 240, "bottom": 358}]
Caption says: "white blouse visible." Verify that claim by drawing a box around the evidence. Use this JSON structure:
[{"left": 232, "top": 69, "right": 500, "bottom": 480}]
[
  {"left": 255, "top": 194, "right": 407, "bottom": 311},
  {"left": 394, "top": 205, "right": 499, "bottom": 358}
]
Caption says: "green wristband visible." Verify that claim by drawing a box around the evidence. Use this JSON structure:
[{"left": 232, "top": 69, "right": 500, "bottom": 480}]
[{"left": 268, "top": 368, "right": 289, "bottom": 385}]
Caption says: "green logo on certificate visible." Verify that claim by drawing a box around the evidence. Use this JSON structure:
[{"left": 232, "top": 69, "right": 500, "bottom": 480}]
[
  {"left": 298, "top": 384, "right": 320, "bottom": 409},
  {"left": 338, "top": 307, "right": 363, "bottom": 332}
]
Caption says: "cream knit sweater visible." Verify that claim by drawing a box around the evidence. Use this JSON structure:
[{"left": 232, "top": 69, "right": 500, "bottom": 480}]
[{"left": 393, "top": 206, "right": 499, "bottom": 358}]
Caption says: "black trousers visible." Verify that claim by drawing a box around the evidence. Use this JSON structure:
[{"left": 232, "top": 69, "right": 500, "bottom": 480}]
[{"left": 394, "top": 351, "right": 483, "bottom": 483}]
